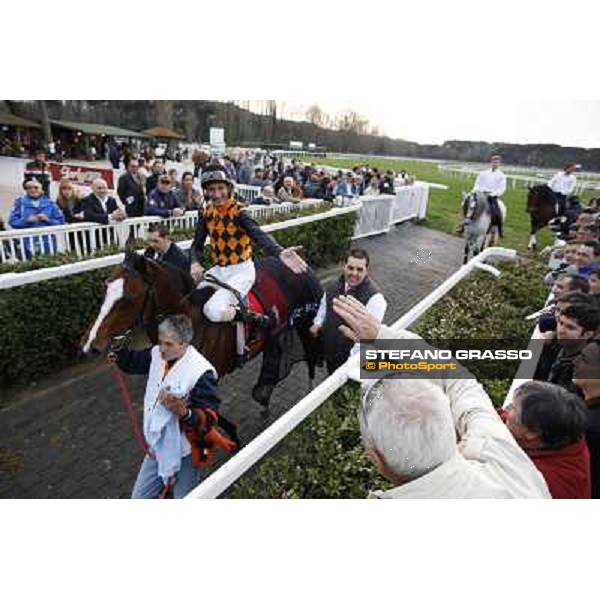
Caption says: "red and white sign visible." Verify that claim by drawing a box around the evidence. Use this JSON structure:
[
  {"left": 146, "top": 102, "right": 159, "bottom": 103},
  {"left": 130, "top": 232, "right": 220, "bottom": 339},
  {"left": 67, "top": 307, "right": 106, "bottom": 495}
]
[{"left": 48, "top": 163, "right": 115, "bottom": 188}]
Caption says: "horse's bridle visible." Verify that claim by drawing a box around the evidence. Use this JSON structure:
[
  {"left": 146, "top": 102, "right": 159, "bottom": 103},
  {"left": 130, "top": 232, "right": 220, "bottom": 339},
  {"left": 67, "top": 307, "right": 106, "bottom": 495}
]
[{"left": 107, "top": 266, "right": 164, "bottom": 354}]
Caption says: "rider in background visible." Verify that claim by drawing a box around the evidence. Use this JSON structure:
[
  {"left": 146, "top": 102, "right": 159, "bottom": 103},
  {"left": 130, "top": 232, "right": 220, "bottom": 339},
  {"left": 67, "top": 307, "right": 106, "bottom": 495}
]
[
  {"left": 473, "top": 154, "right": 506, "bottom": 237},
  {"left": 189, "top": 166, "right": 307, "bottom": 327},
  {"left": 548, "top": 162, "right": 580, "bottom": 217},
  {"left": 456, "top": 154, "right": 506, "bottom": 236}
]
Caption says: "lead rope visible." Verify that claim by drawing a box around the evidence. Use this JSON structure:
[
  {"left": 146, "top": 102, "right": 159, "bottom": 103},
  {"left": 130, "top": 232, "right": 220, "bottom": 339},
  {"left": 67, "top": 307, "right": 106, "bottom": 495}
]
[{"left": 109, "top": 358, "right": 174, "bottom": 499}]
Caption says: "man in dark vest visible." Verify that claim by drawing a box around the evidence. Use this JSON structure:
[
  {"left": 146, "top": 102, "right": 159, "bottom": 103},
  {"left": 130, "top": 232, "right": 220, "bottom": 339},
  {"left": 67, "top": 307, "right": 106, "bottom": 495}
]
[{"left": 310, "top": 248, "right": 387, "bottom": 374}]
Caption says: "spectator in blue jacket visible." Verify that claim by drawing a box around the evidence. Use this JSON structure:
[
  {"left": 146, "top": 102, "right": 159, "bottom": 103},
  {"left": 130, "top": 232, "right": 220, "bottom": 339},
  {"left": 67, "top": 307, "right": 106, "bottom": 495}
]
[
  {"left": 8, "top": 179, "right": 65, "bottom": 257},
  {"left": 146, "top": 175, "right": 185, "bottom": 218},
  {"left": 575, "top": 241, "right": 600, "bottom": 278},
  {"left": 335, "top": 173, "right": 354, "bottom": 197}
]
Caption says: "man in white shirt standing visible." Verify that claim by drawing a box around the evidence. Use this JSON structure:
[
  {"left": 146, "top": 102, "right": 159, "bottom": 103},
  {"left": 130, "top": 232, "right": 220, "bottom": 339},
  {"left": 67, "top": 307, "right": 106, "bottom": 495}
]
[
  {"left": 458, "top": 155, "right": 507, "bottom": 237},
  {"left": 473, "top": 154, "right": 506, "bottom": 237},
  {"left": 548, "top": 162, "right": 580, "bottom": 217},
  {"left": 310, "top": 248, "right": 387, "bottom": 374}
]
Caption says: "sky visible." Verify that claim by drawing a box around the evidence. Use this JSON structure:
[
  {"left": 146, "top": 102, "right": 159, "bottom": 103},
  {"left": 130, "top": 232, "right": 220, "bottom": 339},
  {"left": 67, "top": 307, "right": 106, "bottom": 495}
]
[{"left": 244, "top": 100, "right": 600, "bottom": 149}]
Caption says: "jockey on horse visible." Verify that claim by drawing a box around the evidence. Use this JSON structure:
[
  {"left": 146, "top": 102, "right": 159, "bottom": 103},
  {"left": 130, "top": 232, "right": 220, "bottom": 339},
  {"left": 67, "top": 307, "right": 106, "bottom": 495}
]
[
  {"left": 456, "top": 154, "right": 506, "bottom": 238},
  {"left": 548, "top": 162, "right": 581, "bottom": 218},
  {"left": 189, "top": 165, "right": 307, "bottom": 328}
]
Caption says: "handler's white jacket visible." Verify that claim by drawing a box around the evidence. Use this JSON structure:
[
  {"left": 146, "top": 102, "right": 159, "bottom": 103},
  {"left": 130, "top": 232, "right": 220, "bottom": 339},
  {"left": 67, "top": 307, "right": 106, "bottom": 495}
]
[
  {"left": 368, "top": 326, "right": 551, "bottom": 499},
  {"left": 143, "top": 345, "right": 216, "bottom": 483}
]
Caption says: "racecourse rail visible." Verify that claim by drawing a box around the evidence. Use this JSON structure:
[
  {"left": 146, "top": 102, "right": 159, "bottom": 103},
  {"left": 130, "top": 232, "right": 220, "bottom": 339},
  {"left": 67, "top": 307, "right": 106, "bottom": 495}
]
[
  {"left": 438, "top": 163, "right": 600, "bottom": 194},
  {"left": 184, "top": 247, "right": 519, "bottom": 499}
]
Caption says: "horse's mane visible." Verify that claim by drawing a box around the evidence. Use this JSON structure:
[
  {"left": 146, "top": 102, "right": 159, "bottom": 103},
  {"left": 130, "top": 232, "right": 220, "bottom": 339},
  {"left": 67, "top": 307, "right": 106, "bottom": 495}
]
[
  {"left": 123, "top": 250, "right": 195, "bottom": 296},
  {"left": 149, "top": 259, "right": 195, "bottom": 296}
]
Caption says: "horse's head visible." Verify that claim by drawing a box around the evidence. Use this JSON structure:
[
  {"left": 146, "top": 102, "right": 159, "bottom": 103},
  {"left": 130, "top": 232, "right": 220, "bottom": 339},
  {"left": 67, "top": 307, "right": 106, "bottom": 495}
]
[{"left": 80, "top": 249, "right": 192, "bottom": 356}]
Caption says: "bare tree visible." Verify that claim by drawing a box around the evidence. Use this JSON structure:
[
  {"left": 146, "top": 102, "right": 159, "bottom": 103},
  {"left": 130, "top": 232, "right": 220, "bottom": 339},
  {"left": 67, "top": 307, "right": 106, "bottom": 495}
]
[
  {"left": 155, "top": 100, "right": 174, "bottom": 129},
  {"left": 38, "top": 100, "right": 52, "bottom": 144},
  {"left": 305, "top": 104, "right": 325, "bottom": 127}
]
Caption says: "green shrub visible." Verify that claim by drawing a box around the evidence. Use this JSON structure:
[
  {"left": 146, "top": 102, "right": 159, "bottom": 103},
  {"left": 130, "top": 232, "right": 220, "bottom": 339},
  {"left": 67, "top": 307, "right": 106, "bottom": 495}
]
[
  {"left": 0, "top": 211, "right": 357, "bottom": 387},
  {"left": 226, "top": 257, "right": 549, "bottom": 498}
]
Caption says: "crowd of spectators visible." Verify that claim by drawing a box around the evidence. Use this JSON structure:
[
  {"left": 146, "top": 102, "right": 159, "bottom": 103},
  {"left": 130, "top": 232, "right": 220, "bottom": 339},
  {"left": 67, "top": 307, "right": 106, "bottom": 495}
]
[{"left": 4, "top": 150, "right": 419, "bottom": 252}]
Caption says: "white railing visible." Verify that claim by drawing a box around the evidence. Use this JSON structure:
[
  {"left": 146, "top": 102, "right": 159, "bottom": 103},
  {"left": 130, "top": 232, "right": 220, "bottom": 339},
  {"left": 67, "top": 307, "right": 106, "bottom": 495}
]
[
  {"left": 438, "top": 163, "right": 600, "bottom": 194},
  {"left": 236, "top": 184, "right": 262, "bottom": 202},
  {"left": 184, "top": 246, "right": 516, "bottom": 499},
  {"left": 0, "top": 204, "right": 360, "bottom": 289},
  {"left": 353, "top": 185, "right": 429, "bottom": 239},
  {"left": 0, "top": 200, "right": 328, "bottom": 263}
]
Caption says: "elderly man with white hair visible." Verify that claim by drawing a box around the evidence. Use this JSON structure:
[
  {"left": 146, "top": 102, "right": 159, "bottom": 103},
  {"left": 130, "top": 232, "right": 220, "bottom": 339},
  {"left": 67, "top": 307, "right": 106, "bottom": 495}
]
[
  {"left": 277, "top": 176, "right": 298, "bottom": 203},
  {"left": 333, "top": 295, "right": 552, "bottom": 499},
  {"left": 80, "top": 178, "right": 126, "bottom": 224},
  {"left": 112, "top": 314, "right": 235, "bottom": 499}
]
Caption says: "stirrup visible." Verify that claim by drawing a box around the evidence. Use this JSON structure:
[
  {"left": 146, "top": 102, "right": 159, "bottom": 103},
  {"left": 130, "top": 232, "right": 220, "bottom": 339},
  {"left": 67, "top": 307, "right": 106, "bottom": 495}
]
[{"left": 234, "top": 308, "right": 271, "bottom": 329}]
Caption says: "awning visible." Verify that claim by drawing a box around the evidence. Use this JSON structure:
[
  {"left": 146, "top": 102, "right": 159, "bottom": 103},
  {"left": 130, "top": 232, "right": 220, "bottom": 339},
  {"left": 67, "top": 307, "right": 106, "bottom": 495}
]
[
  {"left": 0, "top": 112, "right": 42, "bottom": 129},
  {"left": 49, "top": 119, "right": 148, "bottom": 138},
  {"left": 142, "top": 126, "right": 186, "bottom": 140}
]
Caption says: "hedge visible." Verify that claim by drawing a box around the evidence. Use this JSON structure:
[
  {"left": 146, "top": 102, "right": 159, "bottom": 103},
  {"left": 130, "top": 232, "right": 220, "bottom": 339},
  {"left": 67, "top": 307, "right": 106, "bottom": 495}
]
[
  {"left": 226, "top": 256, "right": 549, "bottom": 499},
  {"left": 0, "top": 210, "right": 357, "bottom": 388}
]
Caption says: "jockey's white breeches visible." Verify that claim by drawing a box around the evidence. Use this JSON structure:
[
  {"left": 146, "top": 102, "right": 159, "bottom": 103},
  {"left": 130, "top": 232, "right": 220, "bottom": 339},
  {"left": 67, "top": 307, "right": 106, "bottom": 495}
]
[{"left": 197, "top": 260, "right": 256, "bottom": 322}]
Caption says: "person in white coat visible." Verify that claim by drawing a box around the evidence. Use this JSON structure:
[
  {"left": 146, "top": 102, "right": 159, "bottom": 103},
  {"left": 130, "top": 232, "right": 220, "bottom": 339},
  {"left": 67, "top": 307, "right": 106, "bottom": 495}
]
[
  {"left": 331, "top": 295, "right": 552, "bottom": 499},
  {"left": 113, "top": 314, "right": 232, "bottom": 499}
]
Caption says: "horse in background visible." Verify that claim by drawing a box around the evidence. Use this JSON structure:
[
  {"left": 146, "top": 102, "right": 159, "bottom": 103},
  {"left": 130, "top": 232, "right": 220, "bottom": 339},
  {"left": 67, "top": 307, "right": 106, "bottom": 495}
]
[
  {"left": 526, "top": 184, "right": 584, "bottom": 250},
  {"left": 462, "top": 191, "right": 507, "bottom": 263},
  {"left": 81, "top": 250, "right": 323, "bottom": 408}
]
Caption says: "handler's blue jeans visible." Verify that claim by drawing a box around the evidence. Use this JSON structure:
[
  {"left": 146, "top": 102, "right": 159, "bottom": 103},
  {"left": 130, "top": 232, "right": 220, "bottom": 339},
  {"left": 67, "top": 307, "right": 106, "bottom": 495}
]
[{"left": 131, "top": 454, "right": 200, "bottom": 499}]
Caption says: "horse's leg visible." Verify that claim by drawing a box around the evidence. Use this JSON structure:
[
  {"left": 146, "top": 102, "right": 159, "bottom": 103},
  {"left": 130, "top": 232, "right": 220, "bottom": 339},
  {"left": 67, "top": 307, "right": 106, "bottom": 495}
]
[
  {"left": 463, "top": 241, "right": 470, "bottom": 264},
  {"left": 528, "top": 216, "right": 538, "bottom": 251}
]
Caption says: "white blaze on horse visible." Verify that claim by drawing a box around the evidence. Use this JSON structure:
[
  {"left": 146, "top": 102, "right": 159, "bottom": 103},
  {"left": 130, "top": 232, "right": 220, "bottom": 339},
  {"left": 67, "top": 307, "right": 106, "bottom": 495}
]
[
  {"left": 462, "top": 191, "right": 507, "bottom": 263},
  {"left": 82, "top": 278, "right": 125, "bottom": 354}
]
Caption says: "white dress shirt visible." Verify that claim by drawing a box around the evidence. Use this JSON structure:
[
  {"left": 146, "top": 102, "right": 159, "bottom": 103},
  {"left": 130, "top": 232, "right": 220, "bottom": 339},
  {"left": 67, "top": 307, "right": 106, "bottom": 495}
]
[
  {"left": 473, "top": 168, "right": 506, "bottom": 197},
  {"left": 548, "top": 171, "right": 576, "bottom": 195}
]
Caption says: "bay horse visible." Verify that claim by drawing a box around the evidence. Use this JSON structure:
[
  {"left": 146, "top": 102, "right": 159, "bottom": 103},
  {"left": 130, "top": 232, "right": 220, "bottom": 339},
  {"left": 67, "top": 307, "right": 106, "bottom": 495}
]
[
  {"left": 527, "top": 184, "right": 585, "bottom": 249},
  {"left": 81, "top": 249, "right": 323, "bottom": 407},
  {"left": 462, "top": 191, "right": 507, "bottom": 264}
]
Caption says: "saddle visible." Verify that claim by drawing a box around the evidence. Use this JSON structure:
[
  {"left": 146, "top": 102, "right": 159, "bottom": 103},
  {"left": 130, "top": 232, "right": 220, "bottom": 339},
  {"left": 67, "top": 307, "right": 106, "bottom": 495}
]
[{"left": 191, "top": 272, "right": 280, "bottom": 364}]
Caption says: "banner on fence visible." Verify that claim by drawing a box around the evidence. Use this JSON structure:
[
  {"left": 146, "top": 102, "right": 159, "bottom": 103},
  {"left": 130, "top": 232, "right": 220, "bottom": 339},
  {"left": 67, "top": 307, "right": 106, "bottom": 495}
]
[{"left": 48, "top": 163, "right": 114, "bottom": 188}]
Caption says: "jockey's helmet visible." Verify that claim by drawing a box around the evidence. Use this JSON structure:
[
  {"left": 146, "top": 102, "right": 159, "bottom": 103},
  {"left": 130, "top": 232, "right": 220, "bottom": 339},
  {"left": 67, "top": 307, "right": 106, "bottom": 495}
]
[{"left": 200, "top": 167, "right": 234, "bottom": 191}]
